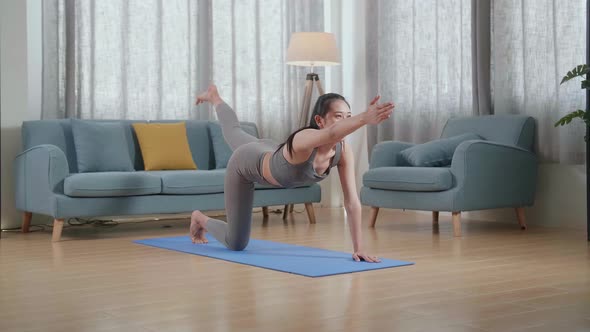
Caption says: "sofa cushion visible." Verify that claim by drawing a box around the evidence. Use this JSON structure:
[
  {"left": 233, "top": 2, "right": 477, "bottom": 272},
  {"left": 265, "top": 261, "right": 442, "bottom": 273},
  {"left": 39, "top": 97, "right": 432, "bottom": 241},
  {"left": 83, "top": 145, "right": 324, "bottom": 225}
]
[
  {"left": 132, "top": 122, "right": 198, "bottom": 170},
  {"left": 150, "top": 169, "right": 285, "bottom": 195},
  {"left": 363, "top": 167, "right": 453, "bottom": 192},
  {"left": 64, "top": 172, "right": 162, "bottom": 197},
  {"left": 209, "top": 122, "right": 259, "bottom": 169},
  {"left": 399, "top": 133, "right": 481, "bottom": 167},
  {"left": 71, "top": 119, "right": 136, "bottom": 172}
]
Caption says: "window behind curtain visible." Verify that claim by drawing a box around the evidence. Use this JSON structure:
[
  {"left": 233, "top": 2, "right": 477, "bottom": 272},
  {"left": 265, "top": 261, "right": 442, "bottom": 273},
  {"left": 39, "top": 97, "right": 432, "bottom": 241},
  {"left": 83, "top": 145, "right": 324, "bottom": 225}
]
[
  {"left": 42, "top": 0, "right": 323, "bottom": 142},
  {"left": 366, "top": 0, "right": 473, "bottom": 147},
  {"left": 491, "top": 0, "right": 587, "bottom": 164}
]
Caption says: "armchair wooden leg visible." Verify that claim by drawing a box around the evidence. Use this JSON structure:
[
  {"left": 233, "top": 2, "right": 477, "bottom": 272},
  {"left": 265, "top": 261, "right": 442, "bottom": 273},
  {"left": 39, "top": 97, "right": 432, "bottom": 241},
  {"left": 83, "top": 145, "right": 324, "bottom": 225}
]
[
  {"left": 452, "top": 212, "right": 462, "bottom": 237},
  {"left": 304, "top": 203, "right": 316, "bottom": 224},
  {"left": 282, "top": 205, "right": 289, "bottom": 220},
  {"left": 432, "top": 211, "right": 439, "bottom": 224},
  {"left": 22, "top": 212, "right": 32, "bottom": 233},
  {"left": 262, "top": 207, "right": 269, "bottom": 218},
  {"left": 289, "top": 204, "right": 294, "bottom": 213},
  {"left": 52, "top": 218, "right": 64, "bottom": 242},
  {"left": 515, "top": 207, "right": 527, "bottom": 230},
  {"left": 369, "top": 207, "right": 380, "bottom": 228}
]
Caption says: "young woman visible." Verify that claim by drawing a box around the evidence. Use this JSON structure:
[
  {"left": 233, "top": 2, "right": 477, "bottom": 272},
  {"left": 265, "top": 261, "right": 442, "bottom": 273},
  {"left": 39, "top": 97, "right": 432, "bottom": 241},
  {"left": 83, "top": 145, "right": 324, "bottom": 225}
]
[{"left": 190, "top": 85, "right": 394, "bottom": 263}]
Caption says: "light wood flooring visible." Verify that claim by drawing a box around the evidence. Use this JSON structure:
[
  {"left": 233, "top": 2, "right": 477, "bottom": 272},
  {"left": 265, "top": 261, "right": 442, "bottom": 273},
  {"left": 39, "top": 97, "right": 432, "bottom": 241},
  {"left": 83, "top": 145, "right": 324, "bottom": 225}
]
[{"left": 1, "top": 207, "right": 589, "bottom": 332}]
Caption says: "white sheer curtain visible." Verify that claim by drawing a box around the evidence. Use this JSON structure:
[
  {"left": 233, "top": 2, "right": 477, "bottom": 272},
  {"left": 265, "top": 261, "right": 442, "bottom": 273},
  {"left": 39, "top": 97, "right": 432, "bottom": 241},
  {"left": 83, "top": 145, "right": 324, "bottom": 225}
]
[
  {"left": 42, "top": 0, "right": 323, "bottom": 141},
  {"left": 42, "top": 0, "right": 213, "bottom": 121},
  {"left": 210, "top": 0, "right": 323, "bottom": 140},
  {"left": 366, "top": 0, "right": 474, "bottom": 151},
  {"left": 491, "top": 0, "right": 587, "bottom": 164}
]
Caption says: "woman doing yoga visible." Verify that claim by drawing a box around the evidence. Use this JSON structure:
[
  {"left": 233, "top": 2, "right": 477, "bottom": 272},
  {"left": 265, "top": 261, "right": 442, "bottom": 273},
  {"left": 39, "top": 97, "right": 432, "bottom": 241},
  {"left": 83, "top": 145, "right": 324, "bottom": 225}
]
[{"left": 190, "top": 85, "right": 394, "bottom": 263}]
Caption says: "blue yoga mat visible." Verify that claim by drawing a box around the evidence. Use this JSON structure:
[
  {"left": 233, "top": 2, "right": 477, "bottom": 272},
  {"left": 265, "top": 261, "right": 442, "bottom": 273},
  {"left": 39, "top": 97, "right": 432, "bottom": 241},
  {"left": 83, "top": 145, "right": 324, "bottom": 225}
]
[{"left": 134, "top": 234, "right": 413, "bottom": 277}]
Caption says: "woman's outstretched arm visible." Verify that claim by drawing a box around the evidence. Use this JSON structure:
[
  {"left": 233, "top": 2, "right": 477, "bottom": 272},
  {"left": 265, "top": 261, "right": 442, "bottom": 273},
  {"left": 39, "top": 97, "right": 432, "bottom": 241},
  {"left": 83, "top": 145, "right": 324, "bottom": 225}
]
[{"left": 292, "top": 96, "right": 394, "bottom": 154}]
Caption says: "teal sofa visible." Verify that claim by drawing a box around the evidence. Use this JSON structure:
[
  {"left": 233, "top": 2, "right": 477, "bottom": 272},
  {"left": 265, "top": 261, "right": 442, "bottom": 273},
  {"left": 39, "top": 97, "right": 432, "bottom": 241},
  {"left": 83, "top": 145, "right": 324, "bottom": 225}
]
[
  {"left": 14, "top": 119, "right": 320, "bottom": 241},
  {"left": 361, "top": 115, "right": 538, "bottom": 237}
]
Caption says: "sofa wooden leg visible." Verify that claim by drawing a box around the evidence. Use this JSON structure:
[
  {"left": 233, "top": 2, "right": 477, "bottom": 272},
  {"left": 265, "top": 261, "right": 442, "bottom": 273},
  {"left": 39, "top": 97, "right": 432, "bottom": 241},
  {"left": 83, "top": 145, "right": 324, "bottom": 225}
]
[
  {"left": 52, "top": 219, "right": 64, "bottom": 242},
  {"left": 22, "top": 212, "right": 32, "bottom": 233},
  {"left": 289, "top": 204, "right": 294, "bottom": 213},
  {"left": 432, "top": 211, "right": 439, "bottom": 224},
  {"left": 515, "top": 207, "right": 527, "bottom": 230},
  {"left": 282, "top": 205, "right": 289, "bottom": 220},
  {"left": 304, "top": 203, "right": 316, "bottom": 224},
  {"left": 369, "top": 207, "right": 379, "bottom": 228},
  {"left": 452, "top": 212, "right": 462, "bottom": 237},
  {"left": 262, "top": 207, "right": 269, "bottom": 218}
]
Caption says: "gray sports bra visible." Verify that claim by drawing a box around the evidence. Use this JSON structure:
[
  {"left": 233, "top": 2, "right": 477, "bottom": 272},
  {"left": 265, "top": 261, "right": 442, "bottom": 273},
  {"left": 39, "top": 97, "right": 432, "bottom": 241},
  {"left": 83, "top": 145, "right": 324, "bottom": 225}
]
[{"left": 270, "top": 141, "right": 342, "bottom": 188}]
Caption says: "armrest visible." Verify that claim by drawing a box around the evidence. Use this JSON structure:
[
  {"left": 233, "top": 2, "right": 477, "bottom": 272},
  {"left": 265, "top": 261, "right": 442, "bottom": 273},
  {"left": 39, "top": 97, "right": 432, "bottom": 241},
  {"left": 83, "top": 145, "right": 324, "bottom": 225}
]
[
  {"left": 14, "top": 144, "right": 69, "bottom": 214},
  {"left": 450, "top": 140, "right": 538, "bottom": 209},
  {"left": 369, "top": 141, "right": 415, "bottom": 168}
]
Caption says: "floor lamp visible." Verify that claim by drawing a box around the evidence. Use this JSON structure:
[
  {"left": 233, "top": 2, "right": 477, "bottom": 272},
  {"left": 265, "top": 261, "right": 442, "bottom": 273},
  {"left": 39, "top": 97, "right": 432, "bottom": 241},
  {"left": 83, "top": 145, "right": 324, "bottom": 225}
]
[
  {"left": 286, "top": 32, "right": 340, "bottom": 128},
  {"left": 279, "top": 32, "right": 340, "bottom": 219}
]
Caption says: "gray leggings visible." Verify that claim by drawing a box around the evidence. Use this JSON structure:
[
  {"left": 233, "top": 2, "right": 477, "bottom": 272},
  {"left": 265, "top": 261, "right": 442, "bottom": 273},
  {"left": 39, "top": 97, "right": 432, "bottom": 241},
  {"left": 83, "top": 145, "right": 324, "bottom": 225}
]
[{"left": 206, "top": 103, "right": 277, "bottom": 251}]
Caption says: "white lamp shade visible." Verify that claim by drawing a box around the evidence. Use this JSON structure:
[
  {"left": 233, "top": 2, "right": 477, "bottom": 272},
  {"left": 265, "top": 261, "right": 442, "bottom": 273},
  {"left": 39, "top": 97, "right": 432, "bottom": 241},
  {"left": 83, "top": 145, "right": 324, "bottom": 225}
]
[{"left": 286, "top": 32, "right": 340, "bottom": 67}]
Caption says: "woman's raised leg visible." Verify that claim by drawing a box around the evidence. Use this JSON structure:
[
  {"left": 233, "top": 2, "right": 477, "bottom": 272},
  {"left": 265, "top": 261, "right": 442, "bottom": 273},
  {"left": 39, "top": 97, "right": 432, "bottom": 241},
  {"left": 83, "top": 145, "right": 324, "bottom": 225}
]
[{"left": 196, "top": 84, "right": 258, "bottom": 151}]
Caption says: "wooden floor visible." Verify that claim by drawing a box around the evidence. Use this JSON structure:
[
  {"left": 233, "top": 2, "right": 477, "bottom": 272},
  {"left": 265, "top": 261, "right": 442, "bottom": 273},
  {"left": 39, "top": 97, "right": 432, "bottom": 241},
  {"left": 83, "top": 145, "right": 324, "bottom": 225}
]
[{"left": 1, "top": 207, "right": 589, "bottom": 332}]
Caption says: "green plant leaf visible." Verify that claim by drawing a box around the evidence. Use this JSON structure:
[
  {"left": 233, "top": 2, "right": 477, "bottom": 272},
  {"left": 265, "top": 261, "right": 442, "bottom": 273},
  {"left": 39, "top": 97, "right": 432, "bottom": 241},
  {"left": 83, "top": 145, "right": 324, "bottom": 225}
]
[
  {"left": 560, "top": 64, "right": 589, "bottom": 85},
  {"left": 554, "top": 110, "right": 586, "bottom": 127},
  {"left": 582, "top": 79, "right": 590, "bottom": 90}
]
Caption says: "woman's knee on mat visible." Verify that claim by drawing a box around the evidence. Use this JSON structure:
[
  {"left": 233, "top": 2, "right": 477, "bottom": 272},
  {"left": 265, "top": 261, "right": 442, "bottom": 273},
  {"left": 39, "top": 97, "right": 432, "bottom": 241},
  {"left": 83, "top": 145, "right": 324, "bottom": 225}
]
[{"left": 226, "top": 237, "right": 249, "bottom": 251}]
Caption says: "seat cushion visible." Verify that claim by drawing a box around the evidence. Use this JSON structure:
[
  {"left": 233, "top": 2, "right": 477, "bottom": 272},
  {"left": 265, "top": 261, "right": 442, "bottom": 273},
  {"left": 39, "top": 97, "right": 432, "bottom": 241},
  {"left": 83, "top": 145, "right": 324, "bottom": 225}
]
[
  {"left": 152, "top": 169, "right": 226, "bottom": 195},
  {"left": 151, "top": 169, "right": 289, "bottom": 195},
  {"left": 71, "top": 119, "right": 136, "bottom": 172},
  {"left": 132, "top": 122, "right": 197, "bottom": 170},
  {"left": 399, "top": 133, "right": 481, "bottom": 167},
  {"left": 64, "top": 172, "right": 162, "bottom": 197},
  {"left": 363, "top": 167, "right": 454, "bottom": 192}
]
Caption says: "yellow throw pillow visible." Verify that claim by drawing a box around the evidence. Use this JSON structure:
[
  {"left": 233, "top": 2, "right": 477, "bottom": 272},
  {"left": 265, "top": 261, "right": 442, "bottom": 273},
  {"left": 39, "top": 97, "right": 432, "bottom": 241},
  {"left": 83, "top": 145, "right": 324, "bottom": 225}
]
[{"left": 132, "top": 122, "right": 197, "bottom": 171}]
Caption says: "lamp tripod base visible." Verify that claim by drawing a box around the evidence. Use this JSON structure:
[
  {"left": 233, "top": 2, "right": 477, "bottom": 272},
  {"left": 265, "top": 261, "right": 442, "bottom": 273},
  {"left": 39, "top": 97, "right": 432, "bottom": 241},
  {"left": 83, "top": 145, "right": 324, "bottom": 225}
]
[{"left": 298, "top": 73, "right": 325, "bottom": 128}]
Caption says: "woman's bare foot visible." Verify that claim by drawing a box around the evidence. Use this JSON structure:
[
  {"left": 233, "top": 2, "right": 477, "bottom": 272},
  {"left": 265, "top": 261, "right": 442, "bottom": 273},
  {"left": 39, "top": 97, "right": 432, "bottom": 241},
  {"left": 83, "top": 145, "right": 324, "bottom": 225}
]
[
  {"left": 190, "top": 210, "right": 209, "bottom": 244},
  {"left": 194, "top": 84, "right": 223, "bottom": 106}
]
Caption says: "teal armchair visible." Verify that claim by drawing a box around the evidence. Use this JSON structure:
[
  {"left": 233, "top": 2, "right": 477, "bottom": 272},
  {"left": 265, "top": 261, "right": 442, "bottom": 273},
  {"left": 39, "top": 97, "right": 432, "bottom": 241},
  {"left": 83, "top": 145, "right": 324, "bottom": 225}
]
[{"left": 360, "top": 115, "right": 538, "bottom": 236}]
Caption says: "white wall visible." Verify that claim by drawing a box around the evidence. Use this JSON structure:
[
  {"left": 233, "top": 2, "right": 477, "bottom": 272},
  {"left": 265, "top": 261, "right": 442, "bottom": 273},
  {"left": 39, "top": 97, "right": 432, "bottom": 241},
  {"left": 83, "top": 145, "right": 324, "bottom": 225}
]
[{"left": 1, "top": 0, "right": 43, "bottom": 229}]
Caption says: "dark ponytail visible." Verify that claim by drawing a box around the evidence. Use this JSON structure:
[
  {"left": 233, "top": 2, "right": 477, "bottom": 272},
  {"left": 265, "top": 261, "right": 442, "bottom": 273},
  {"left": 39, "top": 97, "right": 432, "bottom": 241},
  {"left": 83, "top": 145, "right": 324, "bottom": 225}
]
[{"left": 277, "top": 93, "right": 350, "bottom": 158}]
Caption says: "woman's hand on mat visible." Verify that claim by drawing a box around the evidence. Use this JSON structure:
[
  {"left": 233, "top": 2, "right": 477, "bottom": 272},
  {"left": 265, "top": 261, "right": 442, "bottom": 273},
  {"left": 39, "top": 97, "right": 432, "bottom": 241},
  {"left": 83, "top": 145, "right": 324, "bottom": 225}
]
[
  {"left": 363, "top": 95, "right": 394, "bottom": 125},
  {"left": 352, "top": 252, "right": 381, "bottom": 263}
]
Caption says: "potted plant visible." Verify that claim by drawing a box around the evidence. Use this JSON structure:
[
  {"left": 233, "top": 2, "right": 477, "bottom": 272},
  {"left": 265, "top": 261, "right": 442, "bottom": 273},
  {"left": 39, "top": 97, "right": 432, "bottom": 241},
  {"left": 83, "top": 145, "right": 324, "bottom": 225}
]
[
  {"left": 554, "top": 64, "right": 589, "bottom": 241},
  {"left": 554, "top": 64, "right": 589, "bottom": 138}
]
